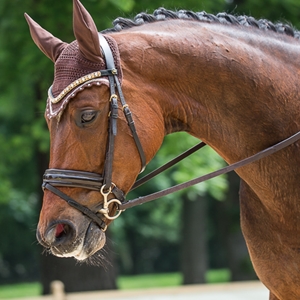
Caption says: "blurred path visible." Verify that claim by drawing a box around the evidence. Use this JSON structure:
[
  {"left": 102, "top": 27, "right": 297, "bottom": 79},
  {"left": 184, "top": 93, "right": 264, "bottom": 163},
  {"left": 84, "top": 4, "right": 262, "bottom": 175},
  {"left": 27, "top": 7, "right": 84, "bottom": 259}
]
[
  {"left": 71, "top": 281, "right": 269, "bottom": 300},
  {"left": 10, "top": 281, "right": 269, "bottom": 300}
]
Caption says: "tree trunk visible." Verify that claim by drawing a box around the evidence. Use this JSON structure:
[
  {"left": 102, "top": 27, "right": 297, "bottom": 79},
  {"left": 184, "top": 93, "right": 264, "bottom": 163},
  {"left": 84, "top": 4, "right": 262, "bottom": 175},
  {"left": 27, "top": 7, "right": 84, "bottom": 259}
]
[
  {"left": 225, "top": 172, "right": 256, "bottom": 281},
  {"left": 181, "top": 194, "right": 208, "bottom": 284}
]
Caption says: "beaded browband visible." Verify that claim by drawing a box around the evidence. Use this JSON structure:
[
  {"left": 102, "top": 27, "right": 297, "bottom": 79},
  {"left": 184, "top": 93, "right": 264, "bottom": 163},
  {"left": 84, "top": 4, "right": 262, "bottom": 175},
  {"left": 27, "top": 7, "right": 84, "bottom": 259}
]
[{"left": 48, "top": 70, "right": 117, "bottom": 104}]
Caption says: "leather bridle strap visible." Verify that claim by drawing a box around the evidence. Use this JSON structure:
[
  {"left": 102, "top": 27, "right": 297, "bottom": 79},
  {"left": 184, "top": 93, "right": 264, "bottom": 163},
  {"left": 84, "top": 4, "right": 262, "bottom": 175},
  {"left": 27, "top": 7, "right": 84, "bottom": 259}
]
[
  {"left": 131, "top": 141, "right": 206, "bottom": 190},
  {"left": 99, "top": 34, "right": 146, "bottom": 188},
  {"left": 103, "top": 94, "right": 118, "bottom": 189},
  {"left": 99, "top": 34, "right": 118, "bottom": 189},
  {"left": 120, "top": 130, "right": 300, "bottom": 210},
  {"left": 43, "top": 169, "right": 125, "bottom": 201},
  {"left": 44, "top": 183, "right": 107, "bottom": 230}
]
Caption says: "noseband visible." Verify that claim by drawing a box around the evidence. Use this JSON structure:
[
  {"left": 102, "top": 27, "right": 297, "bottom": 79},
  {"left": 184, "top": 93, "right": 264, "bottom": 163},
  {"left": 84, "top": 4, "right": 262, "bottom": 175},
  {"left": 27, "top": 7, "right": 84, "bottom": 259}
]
[{"left": 42, "top": 35, "right": 146, "bottom": 231}]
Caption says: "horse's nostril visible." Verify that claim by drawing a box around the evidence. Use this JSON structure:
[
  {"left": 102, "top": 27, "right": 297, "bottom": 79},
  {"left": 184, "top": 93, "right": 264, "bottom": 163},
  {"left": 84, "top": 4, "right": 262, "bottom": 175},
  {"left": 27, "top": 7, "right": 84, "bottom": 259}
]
[
  {"left": 55, "top": 223, "right": 67, "bottom": 239},
  {"left": 44, "top": 221, "right": 76, "bottom": 246}
]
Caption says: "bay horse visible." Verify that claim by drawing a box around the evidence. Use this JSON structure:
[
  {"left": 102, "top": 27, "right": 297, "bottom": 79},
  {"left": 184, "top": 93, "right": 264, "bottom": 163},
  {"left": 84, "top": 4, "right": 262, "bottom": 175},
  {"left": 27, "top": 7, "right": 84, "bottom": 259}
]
[{"left": 25, "top": 0, "right": 300, "bottom": 299}]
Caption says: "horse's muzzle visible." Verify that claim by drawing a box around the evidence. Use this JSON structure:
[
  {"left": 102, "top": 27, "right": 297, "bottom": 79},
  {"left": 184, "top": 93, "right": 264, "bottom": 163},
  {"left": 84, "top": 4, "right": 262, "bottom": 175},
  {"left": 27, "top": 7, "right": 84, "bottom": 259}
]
[{"left": 37, "top": 219, "right": 106, "bottom": 260}]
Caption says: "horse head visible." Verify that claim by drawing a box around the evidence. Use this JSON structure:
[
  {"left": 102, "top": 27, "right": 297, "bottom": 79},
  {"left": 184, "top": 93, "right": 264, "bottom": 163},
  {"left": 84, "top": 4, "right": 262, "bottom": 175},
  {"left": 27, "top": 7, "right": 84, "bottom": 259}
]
[{"left": 25, "top": 0, "right": 164, "bottom": 260}]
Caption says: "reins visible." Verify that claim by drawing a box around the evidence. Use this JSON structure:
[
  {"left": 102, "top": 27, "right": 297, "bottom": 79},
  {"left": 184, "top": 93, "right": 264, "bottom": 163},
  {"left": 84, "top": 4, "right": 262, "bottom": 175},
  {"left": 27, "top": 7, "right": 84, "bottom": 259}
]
[
  {"left": 121, "top": 130, "right": 300, "bottom": 210},
  {"left": 131, "top": 141, "right": 207, "bottom": 191}
]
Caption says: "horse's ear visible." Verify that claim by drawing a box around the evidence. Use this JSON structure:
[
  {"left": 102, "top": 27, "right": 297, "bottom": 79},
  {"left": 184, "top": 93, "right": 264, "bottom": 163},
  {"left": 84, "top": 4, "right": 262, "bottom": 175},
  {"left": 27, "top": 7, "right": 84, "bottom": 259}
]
[
  {"left": 24, "top": 13, "right": 68, "bottom": 62},
  {"left": 73, "top": 0, "right": 103, "bottom": 62}
]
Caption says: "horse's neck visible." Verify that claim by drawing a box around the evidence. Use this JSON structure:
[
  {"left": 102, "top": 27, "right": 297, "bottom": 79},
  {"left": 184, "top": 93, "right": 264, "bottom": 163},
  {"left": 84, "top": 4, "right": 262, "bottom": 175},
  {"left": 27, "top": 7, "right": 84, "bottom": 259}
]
[
  {"left": 110, "top": 22, "right": 300, "bottom": 221},
  {"left": 116, "top": 21, "right": 300, "bottom": 152},
  {"left": 113, "top": 22, "right": 300, "bottom": 201}
]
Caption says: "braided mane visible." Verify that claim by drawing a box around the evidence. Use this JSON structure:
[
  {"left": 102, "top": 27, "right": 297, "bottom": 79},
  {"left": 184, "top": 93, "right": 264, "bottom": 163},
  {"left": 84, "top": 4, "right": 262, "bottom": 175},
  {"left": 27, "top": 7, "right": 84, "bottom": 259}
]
[{"left": 102, "top": 8, "right": 300, "bottom": 40}]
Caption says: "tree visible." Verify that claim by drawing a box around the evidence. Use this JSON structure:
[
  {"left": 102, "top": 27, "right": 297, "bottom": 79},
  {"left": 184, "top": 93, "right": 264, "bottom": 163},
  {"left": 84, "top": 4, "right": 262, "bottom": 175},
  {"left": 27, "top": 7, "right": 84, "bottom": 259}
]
[{"left": 181, "top": 194, "right": 208, "bottom": 284}]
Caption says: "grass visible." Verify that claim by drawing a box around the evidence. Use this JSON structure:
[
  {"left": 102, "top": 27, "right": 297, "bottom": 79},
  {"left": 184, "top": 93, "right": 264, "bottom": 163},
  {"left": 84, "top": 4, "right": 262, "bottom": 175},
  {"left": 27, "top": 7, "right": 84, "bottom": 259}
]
[
  {"left": 0, "top": 269, "right": 230, "bottom": 299},
  {"left": 0, "top": 282, "right": 41, "bottom": 299},
  {"left": 117, "top": 272, "right": 182, "bottom": 289},
  {"left": 118, "top": 269, "right": 230, "bottom": 289},
  {"left": 206, "top": 269, "right": 231, "bottom": 284}
]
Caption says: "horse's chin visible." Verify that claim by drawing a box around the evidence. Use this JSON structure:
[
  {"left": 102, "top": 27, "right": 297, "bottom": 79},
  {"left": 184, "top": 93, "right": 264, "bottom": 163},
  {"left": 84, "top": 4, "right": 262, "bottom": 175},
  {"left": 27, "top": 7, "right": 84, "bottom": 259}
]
[{"left": 50, "top": 222, "right": 106, "bottom": 261}]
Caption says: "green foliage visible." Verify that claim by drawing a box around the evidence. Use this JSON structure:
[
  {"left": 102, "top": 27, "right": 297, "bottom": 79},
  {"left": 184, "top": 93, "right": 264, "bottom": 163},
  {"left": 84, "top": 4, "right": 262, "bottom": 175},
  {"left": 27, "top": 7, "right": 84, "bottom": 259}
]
[
  {"left": 111, "top": 197, "right": 182, "bottom": 274},
  {"left": 130, "top": 0, "right": 227, "bottom": 14},
  {"left": 112, "top": 132, "right": 227, "bottom": 274},
  {"left": 109, "top": 0, "right": 135, "bottom": 12},
  {"left": 0, "top": 194, "right": 39, "bottom": 283},
  {"left": 228, "top": 0, "right": 300, "bottom": 28},
  {"left": 158, "top": 133, "right": 228, "bottom": 201}
]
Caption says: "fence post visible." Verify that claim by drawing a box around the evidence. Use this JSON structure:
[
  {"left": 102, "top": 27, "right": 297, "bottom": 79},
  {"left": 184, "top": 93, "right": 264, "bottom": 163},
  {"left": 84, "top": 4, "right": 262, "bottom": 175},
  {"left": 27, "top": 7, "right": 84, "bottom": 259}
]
[{"left": 50, "top": 280, "right": 66, "bottom": 300}]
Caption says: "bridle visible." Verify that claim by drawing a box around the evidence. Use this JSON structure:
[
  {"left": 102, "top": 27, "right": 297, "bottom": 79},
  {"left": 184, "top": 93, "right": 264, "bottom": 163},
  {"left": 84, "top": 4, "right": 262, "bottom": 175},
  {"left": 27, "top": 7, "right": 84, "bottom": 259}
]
[
  {"left": 42, "top": 34, "right": 300, "bottom": 232},
  {"left": 42, "top": 35, "right": 146, "bottom": 231}
]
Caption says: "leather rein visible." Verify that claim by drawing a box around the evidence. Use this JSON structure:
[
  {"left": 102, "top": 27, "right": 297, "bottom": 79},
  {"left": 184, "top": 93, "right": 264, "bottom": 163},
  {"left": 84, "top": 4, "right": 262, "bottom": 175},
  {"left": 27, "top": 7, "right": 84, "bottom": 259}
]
[{"left": 42, "top": 34, "right": 300, "bottom": 231}]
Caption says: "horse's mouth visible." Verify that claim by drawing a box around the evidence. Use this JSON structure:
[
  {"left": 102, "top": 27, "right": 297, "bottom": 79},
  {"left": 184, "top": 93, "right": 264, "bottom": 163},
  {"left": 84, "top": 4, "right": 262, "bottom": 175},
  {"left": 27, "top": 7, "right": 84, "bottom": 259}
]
[
  {"left": 42, "top": 221, "right": 106, "bottom": 261},
  {"left": 75, "top": 222, "right": 106, "bottom": 260}
]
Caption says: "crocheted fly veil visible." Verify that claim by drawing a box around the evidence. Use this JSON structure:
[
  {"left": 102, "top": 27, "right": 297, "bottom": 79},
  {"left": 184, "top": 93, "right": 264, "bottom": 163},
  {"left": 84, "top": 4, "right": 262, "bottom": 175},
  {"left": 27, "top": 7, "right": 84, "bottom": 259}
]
[
  {"left": 25, "top": 0, "right": 122, "bottom": 119},
  {"left": 46, "top": 36, "right": 122, "bottom": 119}
]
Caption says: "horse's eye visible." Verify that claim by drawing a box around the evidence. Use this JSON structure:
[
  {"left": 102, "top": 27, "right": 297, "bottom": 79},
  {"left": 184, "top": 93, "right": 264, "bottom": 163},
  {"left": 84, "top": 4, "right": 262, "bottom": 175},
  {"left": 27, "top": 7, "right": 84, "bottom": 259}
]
[
  {"left": 76, "top": 110, "right": 98, "bottom": 127},
  {"left": 81, "top": 111, "right": 97, "bottom": 123}
]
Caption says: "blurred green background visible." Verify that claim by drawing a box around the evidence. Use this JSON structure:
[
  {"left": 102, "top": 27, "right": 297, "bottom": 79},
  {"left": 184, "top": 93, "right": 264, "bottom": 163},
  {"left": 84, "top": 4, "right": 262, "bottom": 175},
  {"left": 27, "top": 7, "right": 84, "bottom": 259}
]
[{"left": 1, "top": 0, "right": 300, "bottom": 297}]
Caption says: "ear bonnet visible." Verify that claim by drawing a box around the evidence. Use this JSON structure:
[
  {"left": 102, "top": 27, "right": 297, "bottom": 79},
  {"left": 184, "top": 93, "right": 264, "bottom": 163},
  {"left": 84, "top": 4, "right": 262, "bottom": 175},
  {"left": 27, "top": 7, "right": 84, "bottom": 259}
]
[
  {"left": 47, "top": 36, "right": 122, "bottom": 118},
  {"left": 25, "top": 0, "right": 122, "bottom": 119}
]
